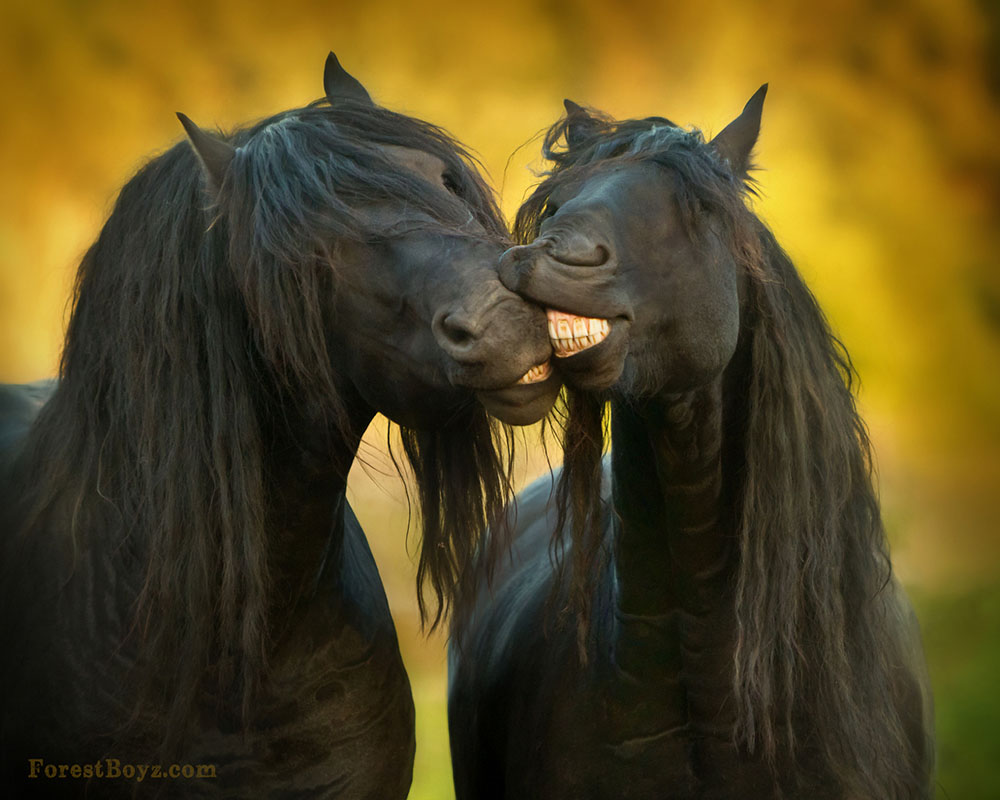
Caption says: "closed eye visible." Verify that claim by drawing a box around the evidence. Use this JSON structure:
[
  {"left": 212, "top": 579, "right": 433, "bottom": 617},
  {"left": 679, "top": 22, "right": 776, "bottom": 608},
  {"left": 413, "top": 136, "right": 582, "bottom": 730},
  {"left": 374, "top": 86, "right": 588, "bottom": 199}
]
[
  {"left": 441, "top": 172, "right": 461, "bottom": 195},
  {"left": 540, "top": 200, "right": 559, "bottom": 221}
]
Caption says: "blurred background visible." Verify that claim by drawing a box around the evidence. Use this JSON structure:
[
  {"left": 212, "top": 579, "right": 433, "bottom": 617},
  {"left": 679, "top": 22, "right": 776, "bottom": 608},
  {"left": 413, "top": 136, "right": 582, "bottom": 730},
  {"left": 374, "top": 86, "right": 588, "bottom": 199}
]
[{"left": 1, "top": 0, "right": 997, "bottom": 796}]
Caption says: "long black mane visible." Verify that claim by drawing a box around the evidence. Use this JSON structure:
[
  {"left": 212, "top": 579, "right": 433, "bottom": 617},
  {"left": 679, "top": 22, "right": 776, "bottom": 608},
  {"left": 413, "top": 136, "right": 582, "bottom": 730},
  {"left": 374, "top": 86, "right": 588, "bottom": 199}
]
[
  {"left": 7, "top": 97, "right": 512, "bottom": 752},
  {"left": 515, "top": 113, "right": 919, "bottom": 798}
]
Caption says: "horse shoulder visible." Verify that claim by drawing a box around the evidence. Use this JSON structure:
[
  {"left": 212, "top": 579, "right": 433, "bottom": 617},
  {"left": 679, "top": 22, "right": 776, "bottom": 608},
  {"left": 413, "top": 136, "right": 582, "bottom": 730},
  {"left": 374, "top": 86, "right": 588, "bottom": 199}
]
[
  {"left": 450, "top": 462, "right": 619, "bottom": 799},
  {"left": 236, "top": 502, "right": 414, "bottom": 797},
  {"left": 0, "top": 379, "right": 56, "bottom": 461}
]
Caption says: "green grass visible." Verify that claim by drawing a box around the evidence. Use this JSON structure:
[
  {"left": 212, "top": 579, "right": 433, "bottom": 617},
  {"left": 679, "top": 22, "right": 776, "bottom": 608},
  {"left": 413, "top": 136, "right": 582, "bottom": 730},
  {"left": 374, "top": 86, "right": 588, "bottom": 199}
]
[
  {"left": 408, "top": 667, "right": 455, "bottom": 800},
  {"left": 912, "top": 584, "right": 1000, "bottom": 799}
]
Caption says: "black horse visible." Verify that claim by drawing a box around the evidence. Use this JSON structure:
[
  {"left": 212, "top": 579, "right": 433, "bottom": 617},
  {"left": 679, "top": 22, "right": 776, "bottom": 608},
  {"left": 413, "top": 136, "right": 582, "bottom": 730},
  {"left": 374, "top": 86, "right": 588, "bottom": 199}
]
[
  {"left": 0, "top": 54, "right": 559, "bottom": 798},
  {"left": 448, "top": 89, "right": 934, "bottom": 798}
]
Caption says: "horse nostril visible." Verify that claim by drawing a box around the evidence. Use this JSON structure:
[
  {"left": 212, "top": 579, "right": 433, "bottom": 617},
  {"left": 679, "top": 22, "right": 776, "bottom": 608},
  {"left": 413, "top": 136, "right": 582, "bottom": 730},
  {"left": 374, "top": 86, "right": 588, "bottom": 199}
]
[
  {"left": 443, "top": 317, "right": 474, "bottom": 346},
  {"left": 433, "top": 311, "right": 480, "bottom": 355},
  {"left": 547, "top": 235, "right": 611, "bottom": 267},
  {"left": 589, "top": 244, "right": 611, "bottom": 266}
]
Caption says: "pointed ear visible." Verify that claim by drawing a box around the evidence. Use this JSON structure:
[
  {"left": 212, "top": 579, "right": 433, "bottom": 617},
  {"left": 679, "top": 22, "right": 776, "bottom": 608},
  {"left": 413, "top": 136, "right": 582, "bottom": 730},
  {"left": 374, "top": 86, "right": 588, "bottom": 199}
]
[
  {"left": 564, "top": 99, "right": 599, "bottom": 150},
  {"left": 710, "top": 84, "right": 768, "bottom": 177},
  {"left": 176, "top": 112, "right": 235, "bottom": 195},
  {"left": 323, "top": 51, "right": 374, "bottom": 105}
]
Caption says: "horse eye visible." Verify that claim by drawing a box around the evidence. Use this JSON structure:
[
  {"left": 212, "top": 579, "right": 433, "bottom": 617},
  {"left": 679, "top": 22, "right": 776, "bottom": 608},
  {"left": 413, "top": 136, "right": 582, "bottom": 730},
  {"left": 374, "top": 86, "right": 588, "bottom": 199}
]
[{"left": 441, "top": 173, "right": 460, "bottom": 195}]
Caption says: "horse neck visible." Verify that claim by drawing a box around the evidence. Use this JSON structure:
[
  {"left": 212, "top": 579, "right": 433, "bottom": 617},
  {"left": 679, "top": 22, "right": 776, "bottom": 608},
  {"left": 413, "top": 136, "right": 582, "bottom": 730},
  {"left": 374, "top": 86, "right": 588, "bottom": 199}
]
[
  {"left": 263, "top": 396, "right": 373, "bottom": 610},
  {"left": 610, "top": 379, "right": 733, "bottom": 619},
  {"left": 606, "top": 378, "right": 749, "bottom": 743}
]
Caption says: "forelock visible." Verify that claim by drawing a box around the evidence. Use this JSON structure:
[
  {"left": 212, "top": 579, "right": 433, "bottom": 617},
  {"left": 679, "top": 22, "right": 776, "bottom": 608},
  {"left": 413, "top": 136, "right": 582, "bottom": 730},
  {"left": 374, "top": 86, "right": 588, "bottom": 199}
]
[{"left": 224, "top": 104, "right": 505, "bottom": 264}]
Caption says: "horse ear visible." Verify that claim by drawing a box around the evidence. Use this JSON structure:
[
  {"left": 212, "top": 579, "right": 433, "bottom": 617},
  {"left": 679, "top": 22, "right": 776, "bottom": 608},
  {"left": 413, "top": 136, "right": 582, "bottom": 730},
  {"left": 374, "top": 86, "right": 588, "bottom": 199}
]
[
  {"left": 323, "top": 51, "right": 374, "bottom": 105},
  {"left": 176, "top": 112, "right": 235, "bottom": 195},
  {"left": 710, "top": 84, "right": 768, "bottom": 177},
  {"left": 564, "top": 99, "right": 598, "bottom": 149}
]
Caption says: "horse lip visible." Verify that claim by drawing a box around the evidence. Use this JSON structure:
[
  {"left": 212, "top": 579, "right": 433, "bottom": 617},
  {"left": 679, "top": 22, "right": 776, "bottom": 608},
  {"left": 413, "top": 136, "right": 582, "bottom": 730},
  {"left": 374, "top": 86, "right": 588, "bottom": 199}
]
[
  {"left": 475, "top": 372, "right": 562, "bottom": 426},
  {"left": 499, "top": 250, "right": 630, "bottom": 322},
  {"left": 445, "top": 345, "right": 554, "bottom": 393}
]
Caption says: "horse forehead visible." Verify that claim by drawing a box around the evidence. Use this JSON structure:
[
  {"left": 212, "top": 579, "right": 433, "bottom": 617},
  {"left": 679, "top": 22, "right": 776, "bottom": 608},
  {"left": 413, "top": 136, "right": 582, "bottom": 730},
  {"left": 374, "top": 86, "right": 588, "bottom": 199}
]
[
  {"left": 379, "top": 144, "right": 448, "bottom": 184},
  {"left": 558, "top": 161, "right": 673, "bottom": 212}
]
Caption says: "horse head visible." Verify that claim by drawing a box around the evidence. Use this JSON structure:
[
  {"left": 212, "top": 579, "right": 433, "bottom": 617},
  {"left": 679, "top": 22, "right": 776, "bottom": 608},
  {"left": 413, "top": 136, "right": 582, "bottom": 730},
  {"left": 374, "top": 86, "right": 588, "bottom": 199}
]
[
  {"left": 501, "top": 87, "right": 767, "bottom": 397},
  {"left": 177, "top": 53, "right": 559, "bottom": 429}
]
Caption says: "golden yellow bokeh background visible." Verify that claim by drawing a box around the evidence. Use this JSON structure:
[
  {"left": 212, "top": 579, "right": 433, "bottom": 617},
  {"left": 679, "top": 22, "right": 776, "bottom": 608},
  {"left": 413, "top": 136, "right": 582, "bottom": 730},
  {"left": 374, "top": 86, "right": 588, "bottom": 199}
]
[{"left": 1, "top": 0, "right": 998, "bottom": 796}]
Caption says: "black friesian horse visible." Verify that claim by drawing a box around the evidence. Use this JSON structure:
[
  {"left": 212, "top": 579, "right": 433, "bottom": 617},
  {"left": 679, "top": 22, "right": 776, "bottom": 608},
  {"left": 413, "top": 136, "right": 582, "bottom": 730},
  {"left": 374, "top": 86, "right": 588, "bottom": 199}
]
[
  {"left": 0, "top": 54, "right": 558, "bottom": 797},
  {"left": 448, "top": 88, "right": 934, "bottom": 798}
]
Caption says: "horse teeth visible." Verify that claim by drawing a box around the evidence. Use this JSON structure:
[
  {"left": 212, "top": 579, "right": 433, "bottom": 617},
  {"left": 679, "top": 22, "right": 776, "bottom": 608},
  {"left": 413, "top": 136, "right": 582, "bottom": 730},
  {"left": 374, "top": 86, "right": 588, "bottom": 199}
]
[
  {"left": 517, "top": 360, "right": 552, "bottom": 385},
  {"left": 545, "top": 308, "right": 611, "bottom": 358}
]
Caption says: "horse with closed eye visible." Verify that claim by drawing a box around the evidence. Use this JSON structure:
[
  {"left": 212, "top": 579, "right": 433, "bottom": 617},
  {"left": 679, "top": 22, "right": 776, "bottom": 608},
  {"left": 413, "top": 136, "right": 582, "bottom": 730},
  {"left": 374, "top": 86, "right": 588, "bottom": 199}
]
[
  {"left": 448, "top": 88, "right": 933, "bottom": 800},
  {"left": 0, "top": 53, "right": 559, "bottom": 798}
]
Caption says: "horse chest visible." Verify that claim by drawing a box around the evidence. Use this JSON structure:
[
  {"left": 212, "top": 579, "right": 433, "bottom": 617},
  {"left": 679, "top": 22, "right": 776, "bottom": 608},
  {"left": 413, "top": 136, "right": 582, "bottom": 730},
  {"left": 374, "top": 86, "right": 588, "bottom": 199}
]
[
  {"left": 492, "top": 615, "right": 736, "bottom": 800},
  {"left": 181, "top": 580, "right": 416, "bottom": 798},
  {"left": 529, "top": 668, "right": 776, "bottom": 800},
  {"left": 507, "top": 669, "right": 704, "bottom": 800},
  {"left": 187, "top": 627, "right": 415, "bottom": 798},
  {"left": 565, "top": 608, "right": 753, "bottom": 799},
  {"left": 5, "top": 556, "right": 415, "bottom": 799}
]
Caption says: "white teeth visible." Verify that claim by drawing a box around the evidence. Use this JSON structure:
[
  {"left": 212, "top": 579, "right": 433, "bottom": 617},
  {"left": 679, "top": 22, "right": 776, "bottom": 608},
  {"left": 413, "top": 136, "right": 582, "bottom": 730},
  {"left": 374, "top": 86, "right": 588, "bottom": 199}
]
[
  {"left": 517, "top": 359, "right": 552, "bottom": 385},
  {"left": 546, "top": 309, "right": 610, "bottom": 358}
]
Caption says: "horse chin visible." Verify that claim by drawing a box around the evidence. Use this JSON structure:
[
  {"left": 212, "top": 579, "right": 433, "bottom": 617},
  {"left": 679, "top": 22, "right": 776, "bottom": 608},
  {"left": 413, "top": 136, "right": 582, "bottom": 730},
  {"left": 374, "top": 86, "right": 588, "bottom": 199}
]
[
  {"left": 368, "top": 377, "right": 472, "bottom": 430},
  {"left": 476, "top": 374, "right": 562, "bottom": 426},
  {"left": 552, "top": 318, "right": 630, "bottom": 392}
]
